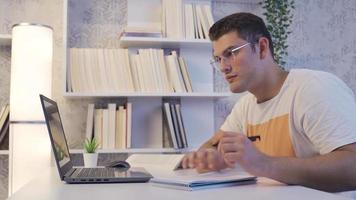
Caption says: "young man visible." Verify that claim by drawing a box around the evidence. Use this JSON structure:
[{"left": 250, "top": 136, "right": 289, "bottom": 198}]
[{"left": 181, "top": 12, "right": 356, "bottom": 192}]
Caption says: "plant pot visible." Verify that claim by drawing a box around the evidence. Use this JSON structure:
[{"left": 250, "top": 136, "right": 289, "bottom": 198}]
[{"left": 83, "top": 153, "right": 98, "bottom": 168}]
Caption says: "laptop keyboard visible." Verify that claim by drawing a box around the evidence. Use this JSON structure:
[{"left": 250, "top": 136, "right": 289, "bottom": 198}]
[{"left": 75, "top": 168, "right": 116, "bottom": 178}]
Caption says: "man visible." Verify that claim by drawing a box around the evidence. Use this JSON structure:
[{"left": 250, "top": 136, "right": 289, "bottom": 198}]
[{"left": 182, "top": 12, "right": 356, "bottom": 192}]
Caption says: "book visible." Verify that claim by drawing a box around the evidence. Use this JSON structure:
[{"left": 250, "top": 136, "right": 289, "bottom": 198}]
[
  {"left": 122, "top": 26, "right": 162, "bottom": 37},
  {"left": 126, "top": 102, "right": 132, "bottom": 148},
  {"left": 126, "top": 153, "right": 185, "bottom": 171},
  {"left": 184, "top": 3, "right": 195, "bottom": 39},
  {"left": 170, "top": 104, "right": 183, "bottom": 148},
  {"left": 85, "top": 104, "right": 95, "bottom": 140},
  {"left": 203, "top": 4, "right": 214, "bottom": 27},
  {"left": 0, "top": 113, "right": 9, "bottom": 147},
  {"left": 195, "top": 4, "right": 208, "bottom": 39},
  {"left": 0, "top": 118, "right": 9, "bottom": 150},
  {"left": 94, "top": 108, "right": 103, "bottom": 148},
  {"left": 69, "top": 48, "right": 81, "bottom": 92},
  {"left": 102, "top": 108, "right": 109, "bottom": 148},
  {"left": 178, "top": 57, "right": 193, "bottom": 92},
  {"left": 165, "top": 53, "right": 185, "bottom": 92},
  {"left": 108, "top": 103, "right": 117, "bottom": 149},
  {"left": 150, "top": 168, "right": 257, "bottom": 191},
  {"left": 115, "top": 105, "right": 126, "bottom": 149},
  {"left": 0, "top": 105, "right": 9, "bottom": 131},
  {"left": 163, "top": 102, "right": 178, "bottom": 149},
  {"left": 129, "top": 54, "right": 141, "bottom": 91},
  {"left": 175, "top": 103, "right": 188, "bottom": 148}
]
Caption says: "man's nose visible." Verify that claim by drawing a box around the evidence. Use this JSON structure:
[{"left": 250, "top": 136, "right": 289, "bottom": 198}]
[{"left": 220, "top": 59, "right": 232, "bottom": 73}]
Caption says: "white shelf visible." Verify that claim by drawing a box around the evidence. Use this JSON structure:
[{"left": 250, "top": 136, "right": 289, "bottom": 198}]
[
  {"left": 0, "top": 150, "right": 9, "bottom": 155},
  {"left": 63, "top": 0, "right": 236, "bottom": 157},
  {"left": 119, "top": 36, "right": 211, "bottom": 49},
  {"left": 0, "top": 34, "right": 11, "bottom": 46},
  {"left": 69, "top": 148, "right": 190, "bottom": 154},
  {"left": 63, "top": 92, "right": 231, "bottom": 98}
]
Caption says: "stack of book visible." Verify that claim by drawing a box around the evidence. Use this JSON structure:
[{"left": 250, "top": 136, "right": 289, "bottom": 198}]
[
  {"left": 121, "top": 1, "right": 214, "bottom": 40},
  {"left": 121, "top": 26, "right": 162, "bottom": 38},
  {"left": 0, "top": 104, "right": 9, "bottom": 149},
  {"left": 85, "top": 103, "right": 132, "bottom": 149},
  {"left": 162, "top": 0, "right": 214, "bottom": 39},
  {"left": 68, "top": 48, "right": 193, "bottom": 93},
  {"left": 69, "top": 48, "right": 134, "bottom": 93},
  {"left": 163, "top": 102, "right": 188, "bottom": 149}
]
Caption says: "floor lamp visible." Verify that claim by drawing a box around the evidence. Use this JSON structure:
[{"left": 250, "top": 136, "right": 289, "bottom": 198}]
[{"left": 9, "top": 23, "right": 53, "bottom": 195}]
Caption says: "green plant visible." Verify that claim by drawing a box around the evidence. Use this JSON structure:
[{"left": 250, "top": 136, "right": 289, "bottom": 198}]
[
  {"left": 55, "top": 144, "right": 65, "bottom": 161},
  {"left": 259, "top": 0, "right": 295, "bottom": 66},
  {"left": 84, "top": 138, "right": 99, "bottom": 153}
]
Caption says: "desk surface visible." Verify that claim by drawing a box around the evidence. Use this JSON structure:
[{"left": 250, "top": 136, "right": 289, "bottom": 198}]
[{"left": 8, "top": 168, "right": 352, "bottom": 200}]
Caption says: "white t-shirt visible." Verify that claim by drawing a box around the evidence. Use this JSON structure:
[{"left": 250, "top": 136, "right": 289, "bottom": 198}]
[{"left": 221, "top": 69, "right": 356, "bottom": 158}]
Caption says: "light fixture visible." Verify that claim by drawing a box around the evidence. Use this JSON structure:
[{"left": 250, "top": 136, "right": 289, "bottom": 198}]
[{"left": 9, "top": 23, "right": 53, "bottom": 196}]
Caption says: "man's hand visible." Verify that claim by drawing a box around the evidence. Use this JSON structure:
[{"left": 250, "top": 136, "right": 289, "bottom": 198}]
[
  {"left": 218, "top": 132, "right": 269, "bottom": 176},
  {"left": 181, "top": 148, "right": 229, "bottom": 173}
]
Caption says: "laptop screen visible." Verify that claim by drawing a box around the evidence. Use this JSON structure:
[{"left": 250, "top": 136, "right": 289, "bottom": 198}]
[{"left": 40, "top": 95, "right": 73, "bottom": 179}]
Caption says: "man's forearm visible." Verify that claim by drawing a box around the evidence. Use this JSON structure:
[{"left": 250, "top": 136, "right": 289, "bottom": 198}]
[{"left": 263, "top": 149, "right": 356, "bottom": 192}]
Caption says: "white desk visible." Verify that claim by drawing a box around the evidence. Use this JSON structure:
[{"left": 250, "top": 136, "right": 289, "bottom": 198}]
[{"left": 8, "top": 168, "right": 352, "bottom": 200}]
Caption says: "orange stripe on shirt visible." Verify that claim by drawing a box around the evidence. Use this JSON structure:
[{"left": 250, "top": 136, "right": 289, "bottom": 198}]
[{"left": 246, "top": 114, "right": 295, "bottom": 157}]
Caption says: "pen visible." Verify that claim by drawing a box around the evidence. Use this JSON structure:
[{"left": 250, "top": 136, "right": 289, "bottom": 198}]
[
  {"left": 248, "top": 135, "right": 261, "bottom": 142},
  {"left": 212, "top": 135, "right": 260, "bottom": 148}
]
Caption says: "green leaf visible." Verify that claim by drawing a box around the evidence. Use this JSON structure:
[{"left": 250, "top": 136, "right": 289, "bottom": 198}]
[{"left": 84, "top": 138, "right": 98, "bottom": 153}]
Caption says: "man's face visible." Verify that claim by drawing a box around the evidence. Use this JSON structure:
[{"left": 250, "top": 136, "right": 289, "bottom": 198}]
[{"left": 212, "top": 32, "right": 260, "bottom": 93}]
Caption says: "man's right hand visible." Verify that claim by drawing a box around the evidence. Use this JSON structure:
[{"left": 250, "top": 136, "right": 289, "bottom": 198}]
[{"left": 181, "top": 148, "right": 229, "bottom": 173}]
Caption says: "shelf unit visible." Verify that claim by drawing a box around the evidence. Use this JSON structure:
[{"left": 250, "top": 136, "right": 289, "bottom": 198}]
[
  {"left": 63, "top": 0, "right": 229, "bottom": 153},
  {"left": 0, "top": 34, "right": 11, "bottom": 46}
]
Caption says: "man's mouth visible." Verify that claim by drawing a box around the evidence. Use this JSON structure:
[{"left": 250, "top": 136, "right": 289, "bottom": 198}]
[{"left": 225, "top": 74, "right": 238, "bottom": 83}]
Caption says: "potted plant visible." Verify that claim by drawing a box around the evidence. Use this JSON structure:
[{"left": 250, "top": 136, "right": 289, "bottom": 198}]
[
  {"left": 83, "top": 138, "right": 99, "bottom": 167},
  {"left": 260, "top": 0, "right": 295, "bottom": 67}
]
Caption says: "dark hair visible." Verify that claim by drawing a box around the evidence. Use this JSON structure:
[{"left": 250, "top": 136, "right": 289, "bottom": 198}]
[{"left": 209, "top": 12, "right": 274, "bottom": 58}]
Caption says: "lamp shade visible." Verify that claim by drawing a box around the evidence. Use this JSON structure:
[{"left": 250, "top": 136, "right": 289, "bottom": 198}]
[
  {"left": 9, "top": 23, "right": 53, "bottom": 195},
  {"left": 10, "top": 23, "right": 53, "bottom": 121}
]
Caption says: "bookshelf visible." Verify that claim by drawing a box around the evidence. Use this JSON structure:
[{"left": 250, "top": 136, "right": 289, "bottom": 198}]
[
  {"left": 63, "top": 0, "right": 229, "bottom": 153},
  {"left": 0, "top": 34, "right": 11, "bottom": 46}
]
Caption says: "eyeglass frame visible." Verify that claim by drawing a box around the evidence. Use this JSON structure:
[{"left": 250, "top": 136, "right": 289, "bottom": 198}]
[{"left": 210, "top": 42, "right": 251, "bottom": 72}]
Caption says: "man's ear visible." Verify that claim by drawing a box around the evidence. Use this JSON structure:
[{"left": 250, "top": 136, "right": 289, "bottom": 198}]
[{"left": 258, "top": 37, "right": 270, "bottom": 60}]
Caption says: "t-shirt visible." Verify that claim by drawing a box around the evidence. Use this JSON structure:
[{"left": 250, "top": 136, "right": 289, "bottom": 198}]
[{"left": 220, "top": 69, "right": 356, "bottom": 158}]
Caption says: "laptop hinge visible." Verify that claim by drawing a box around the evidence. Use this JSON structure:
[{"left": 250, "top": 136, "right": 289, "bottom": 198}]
[{"left": 65, "top": 168, "right": 76, "bottom": 178}]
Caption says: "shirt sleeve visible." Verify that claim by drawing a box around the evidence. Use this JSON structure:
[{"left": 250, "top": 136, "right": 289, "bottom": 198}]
[{"left": 296, "top": 73, "right": 356, "bottom": 154}]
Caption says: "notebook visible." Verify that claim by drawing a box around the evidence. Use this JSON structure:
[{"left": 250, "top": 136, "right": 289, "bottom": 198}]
[
  {"left": 39, "top": 94, "right": 152, "bottom": 184},
  {"left": 149, "top": 168, "right": 257, "bottom": 191}
]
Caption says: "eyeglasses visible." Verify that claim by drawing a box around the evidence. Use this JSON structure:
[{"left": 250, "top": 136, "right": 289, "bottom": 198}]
[{"left": 210, "top": 43, "right": 250, "bottom": 72}]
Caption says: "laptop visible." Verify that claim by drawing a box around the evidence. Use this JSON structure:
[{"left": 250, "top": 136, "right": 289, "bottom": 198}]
[{"left": 39, "top": 94, "right": 152, "bottom": 183}]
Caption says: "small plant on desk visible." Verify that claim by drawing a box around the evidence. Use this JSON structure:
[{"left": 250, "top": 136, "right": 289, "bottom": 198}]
[{"left": 83, "top": 138, "right": 99, "bottom": 167}]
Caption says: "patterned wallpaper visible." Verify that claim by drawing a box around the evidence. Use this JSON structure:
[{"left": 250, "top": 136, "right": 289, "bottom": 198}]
[
  {"left": 0, "top": 155, "right": 8, "bottom": 200},
  {"left": 1, "top": 0, "right": 356, "bottom": 199},
  {"left": 0, "top": 46, "right": 10, "bottom": 109}
]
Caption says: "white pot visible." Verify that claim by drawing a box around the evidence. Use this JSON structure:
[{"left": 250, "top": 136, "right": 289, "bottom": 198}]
[{"left": 83, "top": 153, "right": 98, "bottom": 168}]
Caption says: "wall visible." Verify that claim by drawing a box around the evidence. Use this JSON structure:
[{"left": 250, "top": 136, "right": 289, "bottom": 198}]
[{"left": 1, "top": 0, "right": 356, "bottom": 199}]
